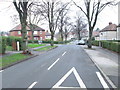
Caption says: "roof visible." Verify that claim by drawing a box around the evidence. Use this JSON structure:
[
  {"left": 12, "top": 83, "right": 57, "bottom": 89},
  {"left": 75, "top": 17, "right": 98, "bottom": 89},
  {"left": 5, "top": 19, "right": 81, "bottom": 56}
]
[
  {"left": 100, "top": 23, "right": 117, "bottom": 32},
  {"left": 10, "top": 24, "right": 45, "bottom": 32}
]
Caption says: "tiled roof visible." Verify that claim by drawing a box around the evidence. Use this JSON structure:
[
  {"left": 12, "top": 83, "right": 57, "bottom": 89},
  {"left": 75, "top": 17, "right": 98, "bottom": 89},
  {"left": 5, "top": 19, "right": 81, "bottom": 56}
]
[
  {"left": 10, "top": 24, "right": 45, "bottom": 31},
  {"left": 100, "top": 23, "right": 117, "bottom": 32}
]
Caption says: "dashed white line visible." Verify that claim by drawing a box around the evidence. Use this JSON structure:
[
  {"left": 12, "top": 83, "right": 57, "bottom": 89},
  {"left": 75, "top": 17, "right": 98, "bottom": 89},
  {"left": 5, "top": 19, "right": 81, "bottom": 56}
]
[
  {"left": 27, "top": 82, "right": 37, "bottom": 89},
  {"left": 62, "top": 52, "right": 66, "bottom": 56},
  {"left": 48, "top": 58, "right": 60, "bottom": 70},
  {"left": 96, "top": 72, "right": 109, "bottom": 88},
  {"left": 0, "top": 70, "right": 3, "bottom": 72}
]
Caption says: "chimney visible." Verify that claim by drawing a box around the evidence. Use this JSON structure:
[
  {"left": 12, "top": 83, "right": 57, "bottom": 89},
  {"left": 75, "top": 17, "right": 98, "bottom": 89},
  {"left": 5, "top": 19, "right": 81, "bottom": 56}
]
[{"left": 109, "top": 22, "right": 112, "bottom": 25}]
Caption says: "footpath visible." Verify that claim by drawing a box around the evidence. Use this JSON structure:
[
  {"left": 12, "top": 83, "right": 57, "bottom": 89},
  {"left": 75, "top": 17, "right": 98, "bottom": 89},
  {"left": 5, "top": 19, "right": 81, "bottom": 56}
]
[
  {"left": 0, "top": 44, "right": 50, "bottom": 58},
  {"left": 81, "top": 45, "right": 119, "bottom": 88}
]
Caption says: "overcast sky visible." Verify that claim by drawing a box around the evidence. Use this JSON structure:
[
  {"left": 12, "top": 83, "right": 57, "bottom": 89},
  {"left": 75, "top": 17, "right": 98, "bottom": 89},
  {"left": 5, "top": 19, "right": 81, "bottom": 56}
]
[{"left": 0, "top": 0, "right": 119, "bottom": 32}]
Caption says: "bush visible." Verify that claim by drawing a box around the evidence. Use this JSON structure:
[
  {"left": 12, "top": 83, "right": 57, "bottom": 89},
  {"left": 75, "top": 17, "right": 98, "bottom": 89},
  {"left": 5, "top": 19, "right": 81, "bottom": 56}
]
[
  {"left": 28, "top": 40, "right": 38, "bottom": 43},
  {"left": 0, "top": 36, "right": 6, "bottom": 54},
  {"left": 92, "top": 40, "right": 120, "bottom": 53},
  {"left": 6, "top": 36, "right": 22, "bottom": 50}
]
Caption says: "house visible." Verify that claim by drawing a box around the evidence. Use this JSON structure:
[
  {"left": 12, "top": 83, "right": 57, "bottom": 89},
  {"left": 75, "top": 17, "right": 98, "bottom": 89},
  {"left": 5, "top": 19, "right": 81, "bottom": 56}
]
[
  {"left": 118, "top": 2, "right": 120, "bottom": 40},
  {"left": 92, "top": 28, "right": 100, "bottom": 40},
  {"left": 45, "top": 30, "right": 51, "bottom": 40},
  {"left": 99, "top": 22, "right": 117, "bottom": 40},
  {"left": 9, "top": 24, "right": 46, "bottom": 40}
]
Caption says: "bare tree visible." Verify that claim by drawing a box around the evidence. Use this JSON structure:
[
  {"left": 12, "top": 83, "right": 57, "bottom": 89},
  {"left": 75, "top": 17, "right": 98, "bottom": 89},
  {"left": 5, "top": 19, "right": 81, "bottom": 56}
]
[
  {"left": 13, "top": 0, "right": 32, "bottom": 54},
  {"left": 34, "top": 0, "right": 69, "bottom": 46},
  {"left": 74, "top": 15, "right": 87, "bottom": 40},
  {"left": 58, "top": 7, "right": 69, "bottom": 41},
  {"left": 74, "top": 0, "right": 114, "bottom": 48},
  {"left": 28, "top": 3, "right": 44, "bottom": 43},
  {"left": 63, "top": 17, "right": 73, "bottom": 41}
]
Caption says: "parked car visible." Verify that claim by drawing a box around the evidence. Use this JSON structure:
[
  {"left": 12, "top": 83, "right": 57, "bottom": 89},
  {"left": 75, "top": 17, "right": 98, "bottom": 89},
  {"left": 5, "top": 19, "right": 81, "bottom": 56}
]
[{"left": 77, "top": 40, "right": 86, "bottom": 45}]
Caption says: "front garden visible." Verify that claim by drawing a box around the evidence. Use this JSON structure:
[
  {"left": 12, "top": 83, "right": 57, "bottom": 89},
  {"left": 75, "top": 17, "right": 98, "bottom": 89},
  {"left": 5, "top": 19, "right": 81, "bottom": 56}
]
[{"left": 92, "top": 40, "right": 120, "bottom": 53}]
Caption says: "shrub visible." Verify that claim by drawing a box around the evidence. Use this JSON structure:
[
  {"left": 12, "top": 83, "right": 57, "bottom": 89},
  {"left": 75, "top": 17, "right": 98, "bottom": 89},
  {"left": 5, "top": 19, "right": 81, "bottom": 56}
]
[
  {"left": 92, "top": 40, "right": 99, "bottom": 46},
  {"left": 92, "top": 40, "right": 120, "bottom": 53},
  {"left": 0, "top": 36, "right": 6, "bottom": 54},
  {"left": 6, "top": 36, "right": 22, "bottom": 50}
]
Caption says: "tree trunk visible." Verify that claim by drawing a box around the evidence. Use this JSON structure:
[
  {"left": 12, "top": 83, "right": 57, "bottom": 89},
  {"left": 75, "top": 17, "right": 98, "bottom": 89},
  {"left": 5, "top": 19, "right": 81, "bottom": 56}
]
[
  {"left": 21, "top": 22, "right": 28, "bottom": 53},
  {"left": 51, "top": 32, "right": 54, "bottom": 46},
  {"left": 78, "top": 31, "right": 81, "bottom": 40},
  {"left": 87, "top": 26, "right": 93, "bottom": 48}
]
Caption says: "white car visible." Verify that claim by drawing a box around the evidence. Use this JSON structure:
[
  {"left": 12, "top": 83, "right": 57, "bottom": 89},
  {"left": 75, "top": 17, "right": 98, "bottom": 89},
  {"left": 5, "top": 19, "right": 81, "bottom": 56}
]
[{"left": 77, "top": 40, "right": 85, "bottom": 45}]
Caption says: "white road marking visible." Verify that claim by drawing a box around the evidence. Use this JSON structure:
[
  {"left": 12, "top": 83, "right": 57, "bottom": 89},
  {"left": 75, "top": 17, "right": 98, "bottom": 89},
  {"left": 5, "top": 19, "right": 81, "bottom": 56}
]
[
  {"left": 52, "top": 67, "right": 86, "bottom": 88},
  {"left": 48, "top": 58, "right": 60, "bottom": 70},
  {"left": 0, "top": 70, "right": 3, "bottom": 72},
  {"left": 62, "top": 52, "right": 66, "bottom": 56},
  {"left": 96, "top": 72, "right": 109, "bottom": 88},
  {"left": 27, "top": 82, "right": 37, "bottom": 89}
]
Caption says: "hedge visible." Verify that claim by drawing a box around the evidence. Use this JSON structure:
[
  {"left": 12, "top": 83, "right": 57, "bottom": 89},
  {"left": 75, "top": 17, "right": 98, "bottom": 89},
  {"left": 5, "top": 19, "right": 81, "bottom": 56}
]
[
  {"left": 92, "top": 40, "right": 120, "bottom": 53},
  {"left": 0, "top": 36, "right": 6, "bottom": 54},
  {"left": 6, "top": 36, "right": 23, "bottom": 51}
]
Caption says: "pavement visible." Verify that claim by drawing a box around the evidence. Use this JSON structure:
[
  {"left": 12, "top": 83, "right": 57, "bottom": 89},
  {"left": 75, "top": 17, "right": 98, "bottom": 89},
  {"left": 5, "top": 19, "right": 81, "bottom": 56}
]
[
  {"left": 0, "top": 44, "right": 50, "bottom": 58},
  {"left": 80, "top": 45, "right": 119, "bottom": 88},
  {"left": 1, "top": 44, "right": 115, "bottom": 89}
]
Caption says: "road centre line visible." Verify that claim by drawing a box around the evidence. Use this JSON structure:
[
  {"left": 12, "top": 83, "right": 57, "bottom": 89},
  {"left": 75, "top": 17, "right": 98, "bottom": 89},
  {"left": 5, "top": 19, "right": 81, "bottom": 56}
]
[
  {"left": 27, "top": 82, "right": 37, "bottom": 89},
  {"left": 62, "top": 51, "right": 66, "bottom": 56},
  {"left": 0, "top": 70, "right": 3, "bottom": 72},
  {"left": 48, "top": 58, "right": 60, "bottom": 70},
  {"left": 96, "top": 72, "right": 109, "bottom": 88}
]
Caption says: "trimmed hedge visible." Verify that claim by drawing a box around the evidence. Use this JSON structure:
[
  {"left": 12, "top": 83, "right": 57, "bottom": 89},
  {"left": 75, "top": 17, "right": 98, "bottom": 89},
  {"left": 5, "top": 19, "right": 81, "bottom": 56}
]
[
  {"left": 92, "top": 40, "right": 120, "bottom": 53},
  {"left": 0, "top": 36, "right": 6, "bottom": 54},
  {"left": 6, "top": 36, "right": 23, "bottom": 51}
]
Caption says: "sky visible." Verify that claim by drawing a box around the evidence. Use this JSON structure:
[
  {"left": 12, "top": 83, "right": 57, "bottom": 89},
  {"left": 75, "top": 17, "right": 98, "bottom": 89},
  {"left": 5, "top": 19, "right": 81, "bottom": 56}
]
[{"left": 0, "top": 0, "right": 119, "bottom": 32}]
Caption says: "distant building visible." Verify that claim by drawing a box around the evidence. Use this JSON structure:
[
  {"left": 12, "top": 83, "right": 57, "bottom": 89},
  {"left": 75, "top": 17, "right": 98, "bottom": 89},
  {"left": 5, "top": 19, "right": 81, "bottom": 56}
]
[
  {"left": 45, "top": 30, "right": 51, "bottom": 40},
  {"left": 99, "top": 22, "right": 117, "bottom": 40},
  {"left": 9, "top": 24, "right": 46, "bottom": 40},
  {"left": 118, "top": 2, "right": 120, "bottom": 40},
  {"left": 93, "top": 28, "right": 100, "bottom": 40}
]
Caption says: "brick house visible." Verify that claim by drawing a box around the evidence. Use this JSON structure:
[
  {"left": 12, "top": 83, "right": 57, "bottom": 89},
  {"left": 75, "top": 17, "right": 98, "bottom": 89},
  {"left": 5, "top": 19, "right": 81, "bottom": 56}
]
[
  {"left": 9, "top": 24, "right": 46, "bottom": 40},
  {"left": 99, "top": 22, "right": 117, "bottom": 40}
]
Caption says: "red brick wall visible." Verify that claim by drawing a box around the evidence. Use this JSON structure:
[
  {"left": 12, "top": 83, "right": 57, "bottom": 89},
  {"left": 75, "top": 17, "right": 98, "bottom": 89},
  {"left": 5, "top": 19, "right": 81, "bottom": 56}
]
[{"left": 10, "top": 30, "right": 46, "bottom": 40}]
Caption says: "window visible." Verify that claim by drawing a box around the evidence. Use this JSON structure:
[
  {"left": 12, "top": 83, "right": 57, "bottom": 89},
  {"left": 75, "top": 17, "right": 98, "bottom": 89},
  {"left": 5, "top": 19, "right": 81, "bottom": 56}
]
[
  {"left": 40, "top": 31, "right": 42, "bottom": 34},
  {"left": 40, "top": 37, "right": 43, "bottom": 40},
  {"left": 34, "top": 31, "right": 37, "bottom": 34},
  {"left": 34, "top": 37, "right": 38, "bottom": 40},
  {"left": 27, "top": 31, "right": 29, "bottom": 35},
  {"left": 18, "top": 31, "right": 21, "bottom": 35}
]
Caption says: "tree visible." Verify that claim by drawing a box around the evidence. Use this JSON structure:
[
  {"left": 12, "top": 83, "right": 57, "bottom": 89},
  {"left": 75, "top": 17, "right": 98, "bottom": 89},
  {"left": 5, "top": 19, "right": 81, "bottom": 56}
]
[
  {"left": 58, "top": 7, "right": 69, "bottom": 41},
  {"left": 74, "top": 0, "right": 114, "bottom": 48},
  {"left": 34, "top": 0, "right": 69, "bottom": 46},
  {"left": 74, "top": 15, "right": 87, "bottom": 40},
  {"left": 13, "top": 0, "right": 32, "bottom": 53},
  {"left": 27, "top": 3, "right": 44, "bottom": 43},
  {"left": 63, "top": 17, "right": 73, "bottom": 41}
]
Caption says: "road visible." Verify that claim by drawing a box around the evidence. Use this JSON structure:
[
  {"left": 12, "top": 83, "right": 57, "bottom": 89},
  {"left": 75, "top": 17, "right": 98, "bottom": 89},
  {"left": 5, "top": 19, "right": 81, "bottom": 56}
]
[{"left": 2, "top": 44, "right": 112, "bottom": 89}]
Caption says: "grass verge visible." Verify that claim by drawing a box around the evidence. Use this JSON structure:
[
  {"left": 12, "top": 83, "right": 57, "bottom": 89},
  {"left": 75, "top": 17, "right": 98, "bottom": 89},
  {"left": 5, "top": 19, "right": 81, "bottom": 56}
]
[
  {"left": 6, "top": 46, "right": 13, "bottom": 51},
  {"left": 34, "top": 46, "right": 57, "bottom": 51},
  {"left": 28, "top": 44, "right": 45, "bottom": 48},
  {"left": 0, "top": 53, "right": 30, "bottom": 68}
]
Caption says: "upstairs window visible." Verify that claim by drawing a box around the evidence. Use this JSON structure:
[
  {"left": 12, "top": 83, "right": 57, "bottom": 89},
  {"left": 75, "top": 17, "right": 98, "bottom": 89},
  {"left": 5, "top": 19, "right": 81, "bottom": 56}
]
[{"left": 34, "top": 31, "right": 37, "bottom": 34}]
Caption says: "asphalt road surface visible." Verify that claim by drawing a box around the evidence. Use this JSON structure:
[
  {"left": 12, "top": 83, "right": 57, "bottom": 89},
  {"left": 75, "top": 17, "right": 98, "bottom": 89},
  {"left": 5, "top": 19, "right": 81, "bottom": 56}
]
[{"left": 2, "top": 44, "right": 112, "bottom": 89}]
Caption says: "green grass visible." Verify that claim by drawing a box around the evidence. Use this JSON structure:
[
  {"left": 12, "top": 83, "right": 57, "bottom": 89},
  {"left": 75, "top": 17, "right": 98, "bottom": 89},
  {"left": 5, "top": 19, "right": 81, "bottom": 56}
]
[
  {"left": 6, "top": 46, "right": 13, "bottom": 51},
  {"left": 34, "top": 46, "right": 57, "bottom": 51},
  {"left": 28, "top": 44, "right": 45, "bottom": 48},
  {"left": 0, "top": 53, "right": 30, "bottom": 67}
]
